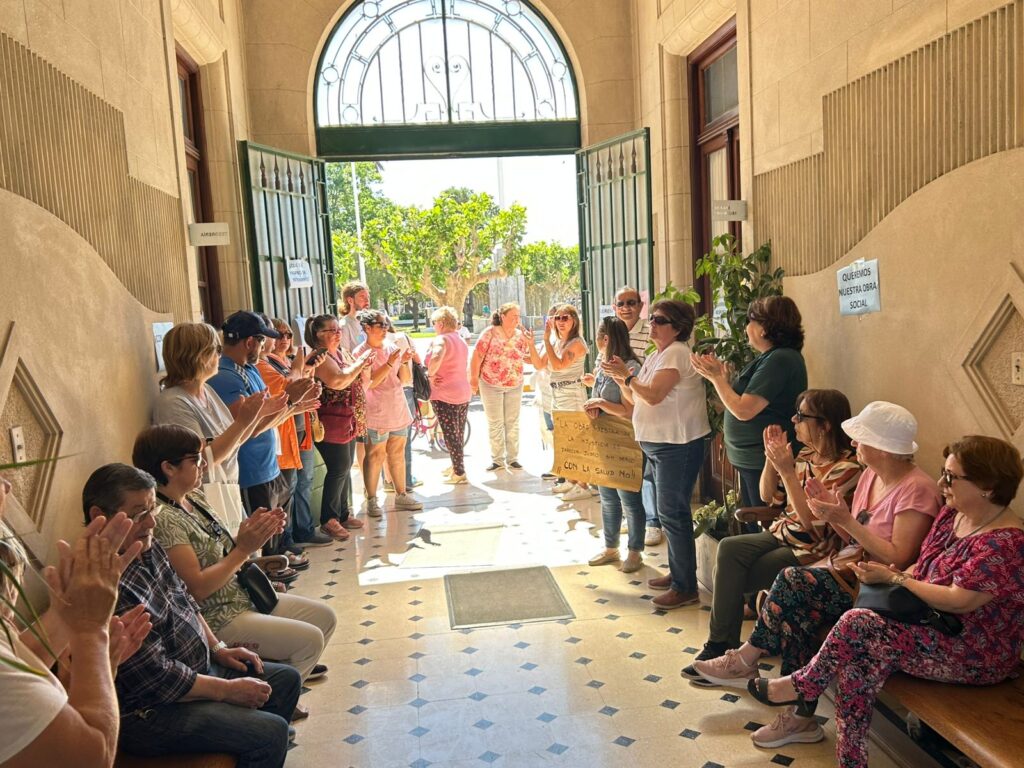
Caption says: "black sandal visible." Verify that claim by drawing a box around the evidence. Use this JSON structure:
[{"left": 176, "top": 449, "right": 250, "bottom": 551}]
[{"left": 747, "top": 677, "right": 804, "bottom": 708}]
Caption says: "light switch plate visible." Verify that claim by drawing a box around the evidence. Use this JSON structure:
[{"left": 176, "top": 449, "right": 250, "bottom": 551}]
[
  {"left": 1014, "top": 353, "right": 1024, "bottom": 386},
  {"left": 9, "top": 426, "right": 27, "bottom": 464}
]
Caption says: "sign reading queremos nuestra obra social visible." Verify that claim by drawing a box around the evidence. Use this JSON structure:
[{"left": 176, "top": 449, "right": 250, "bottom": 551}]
[
  {"left": 553, "top": 412, "right": 643, "bottom": 492},
  {"left": 837, "top": 258, "right": 881, "bottom": 316},
  {"left": 286, "top": 259, "right": 315, "bottom": 289}
]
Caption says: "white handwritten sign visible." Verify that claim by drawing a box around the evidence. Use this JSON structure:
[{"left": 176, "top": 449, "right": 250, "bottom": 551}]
[
  {"left": 837, "top": 258, "right": 881, "bottom": 316},
  {"left": 286, "top": 259, "right": 314, "bottom": 289},
  {"left": 553, "top": 411, "right": 643, "bottom": 492}
]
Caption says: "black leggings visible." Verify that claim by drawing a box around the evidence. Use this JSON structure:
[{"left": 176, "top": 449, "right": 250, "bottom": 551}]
[
  {"left": 315, "top": 440, "right": 355, "bottom": 524},
  {"left": 432, "top": 400, "right": 469, "bottom": 475}
]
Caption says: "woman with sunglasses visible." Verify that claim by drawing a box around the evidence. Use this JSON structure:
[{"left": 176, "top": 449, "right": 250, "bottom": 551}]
[
  {"left": 304, "top": 314, "right": 375, "bottom": 540},
  {"left": 738, "top": 436, "right": 1024, "bottom": 766},
  {"left": 682, "top": 390, "right": 861, "bottom": 682},
  {"left": 689, "top": 401, "right": 940, "bottom": 748},
  {"left": 603, "top": 300, "right": 711, "bottom": 610},
  {"left": 134, "top": 424, "right": 336, "bottom": 695},
  {"left": 544, "top": 305, "right": 593, "bottom": 501},
  {"left": 691, "top": 296, "right": 808, "bottom": 511}
]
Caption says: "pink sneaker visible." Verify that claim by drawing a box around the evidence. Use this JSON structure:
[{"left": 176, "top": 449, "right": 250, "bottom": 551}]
[
  {"left": 691, "top": 648, "right": 758, "bottom": 689},
  {"left": 320, "top": 519, "right": 350, "bottom": 541},
  {"left": 751, "top": 708, "right": 824, "bottom": 748}
]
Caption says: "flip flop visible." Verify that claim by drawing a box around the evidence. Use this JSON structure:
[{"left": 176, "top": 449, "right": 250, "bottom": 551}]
[
  {"left": 264, "top": 565, "right": 299, "bottom": 584},
  {"left": 287, "top": 553, "right": 310, "bottom": 571}
]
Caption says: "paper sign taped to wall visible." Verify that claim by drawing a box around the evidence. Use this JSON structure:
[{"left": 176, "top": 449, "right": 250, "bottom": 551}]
[
  {"left": 837, "top": 258, "right": 881, "bottom": 316},
  {"left": 552, "top": 411, "right": 643, "bottom": 492}
]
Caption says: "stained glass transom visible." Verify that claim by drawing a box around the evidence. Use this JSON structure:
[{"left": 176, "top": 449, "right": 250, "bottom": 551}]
[{"left": 316, "top": 0, "right": 577, "bottom": 127}]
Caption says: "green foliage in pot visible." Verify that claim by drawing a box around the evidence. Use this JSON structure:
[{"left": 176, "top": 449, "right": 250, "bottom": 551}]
[{"left": 693, "top": 489, "right": 744, "bottom": 540}]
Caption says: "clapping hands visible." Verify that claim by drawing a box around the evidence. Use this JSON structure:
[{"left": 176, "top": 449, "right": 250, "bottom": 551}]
[
  {"left": 762, "top": 424, "right": 796, "bottom": 475},
  {"left": 690, "top": 351, "right": 729, "bottom": 382},
  {"left": 805, "top": 477, "right": 851, "bottom": 527}
]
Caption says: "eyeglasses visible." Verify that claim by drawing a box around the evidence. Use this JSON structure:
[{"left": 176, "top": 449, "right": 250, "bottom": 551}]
[
  {"left": 940, "top": 469, "right": 971, "bottom": 486},
  {"left": 615, "top": 299, "right": 639, "bottom": 308},
  {"left": 553, "top": 315, "right": 572, "bottom": 322},
  {"left": 650, "top": 315, "right": 672, "bottom": 326},
  {"left": 794, "top": 411, "right": 827, "bottom": 423},
  {"left": 171, "top": 452, "right": 206, "bottom": 468},
  {"left": 127, "top": 505, "right": 159, "bottom": 523},
  {"left": 278, "top": 331, "right": 293, "bottom": 339},
  {"left": 362, "top": 321, "right": 385, "bottom": 328}
]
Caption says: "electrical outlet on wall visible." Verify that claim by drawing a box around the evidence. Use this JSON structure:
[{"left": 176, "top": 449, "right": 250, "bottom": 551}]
[
  {"left": 9, "top": 426, "right": 27, "bottom": 464},
  {"left": 1013, "top": 353, "right": 1024, "bottom": 386}
]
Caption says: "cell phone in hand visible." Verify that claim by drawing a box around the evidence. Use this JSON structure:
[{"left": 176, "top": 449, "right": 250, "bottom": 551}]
[{"left": 306, "top": 347, "right": 327, "bottom": 365}]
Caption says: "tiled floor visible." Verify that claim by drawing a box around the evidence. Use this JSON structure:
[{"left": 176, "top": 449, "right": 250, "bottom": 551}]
[{"left": 285, "top": 403, "right": 897, "bottom": 767}]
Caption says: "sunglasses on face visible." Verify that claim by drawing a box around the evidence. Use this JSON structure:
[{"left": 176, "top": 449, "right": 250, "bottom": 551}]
[
  {"left": 649, "top": 315, "right": 672, "bottom": 326},
  {"left": 794, "top": 411, "right": 827, "bottom": 423},
  {"left": 940, "top": 469, "right": 971, "bottom": 486},
  {"left": 278, "top": 331, "right": 293, "bottom": 339},
  {"left": 554, "top": 315, "right": 572, "bottom": 322},
  {"left": 616, "top": 299, "right": 639, "bottom": 308}
]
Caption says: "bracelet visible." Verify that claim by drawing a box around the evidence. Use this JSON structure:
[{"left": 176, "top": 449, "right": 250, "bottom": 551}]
[
  {"left": 624, "top": 375, "right": 636, "bottom": 388},
  {"left": 211, "top": 640, "right": 228, "bottom": 653},
  {"left": 890, "top": 572, "right": 908, "bottom": 587}
]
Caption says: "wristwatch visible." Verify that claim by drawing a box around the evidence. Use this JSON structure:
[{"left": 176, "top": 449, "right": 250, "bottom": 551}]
[
  {"left": 624, "top": 375, "right": 636, "bottom": 388},
  {"left": 211, "top": 640, "right": 228, "bottom": 653}
]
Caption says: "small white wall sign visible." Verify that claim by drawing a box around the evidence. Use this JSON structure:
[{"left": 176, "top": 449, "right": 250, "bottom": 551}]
[
  {"left": 152, "top": 321, "right": 174, "bottom": 372},
  {"left": 187, "top": 222, "right": 230, "bottom": 246},
  {"left": 837, "top": 258, "right": 881, "bottom": 316},
  {"left": 286, "top": 259, "right": 315, "bottom": 289},
  {"left": 711, "top": 200, "right": 748, "bottom": 221}
]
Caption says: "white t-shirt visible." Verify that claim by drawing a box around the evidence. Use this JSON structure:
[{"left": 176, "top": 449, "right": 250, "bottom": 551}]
[
  {"left": 0, "top": 632, "right": 68, "bottom": 762},
  {"left": 631, "top": 341, "right": 710, "bottom": 444}
]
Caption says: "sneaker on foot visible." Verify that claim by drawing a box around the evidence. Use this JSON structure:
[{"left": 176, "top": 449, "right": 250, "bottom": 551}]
[
  {"left": 563, "top": 485, "right": 592, "bottom": 501},
  {"left": 652, "top": 589, "right": 700, "bottom": 610},
  {"left": 644, "top": 526, "right": 664, "bottom": 546},
  {"left": 588, "top": 550, "right": 621, "bottom": 566},
  {"left": 541, "top": 472, "right": 557, "bottom": 479},
  {"left": 681, "top": 641, "right": 733, "bottom": 680},
  {"left": 394, "top": 492, "right": 423, "bottom": 510},
  {"left": 621, "top": 551, "right": 643, "bottom": 573},
  {"left": 552, "top": 481, "right": 574, "bottom": 494},
  {"left": 647, "top": 574, "right": 671, "bottom": 591},
  {"left": 485, "top": 462, "right": 504, "bottom": 472},
  {"left": 443, "top": 473, "right": 468, "bottom": 485},
  {"left": 507, "top": 461, "right": 524, "bottom": 470},
  {"left": 320, "top": 519, "right": 350, "bottom": 541},
  {"left": 751, "top": 709, "right": 824, "bottom": 748},
  {"left": 442, "top": 466, "right": 454, "bottom": 477},
  {"left": 306, "top": 663, "right": 329, "bottom": 681},
  {"left": 691, "top": 649, "right": 759, "bottom": 689},
  {"left": 296, "top": 531, "right": 334, "bottom": 547},
  {"left": 365, "top": 498, "right": 383, "bottom": 518}
]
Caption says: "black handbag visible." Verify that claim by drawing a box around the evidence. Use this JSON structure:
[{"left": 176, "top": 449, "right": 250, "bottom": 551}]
[
  {"left": 854, "top": 583, "right": 963, "bottom": 636},
  {"left": 235, "top": 560, "right": 279, "bottom": 614},
  {"left": 412, "top": 362, "right": 431, "bottom": 401}
]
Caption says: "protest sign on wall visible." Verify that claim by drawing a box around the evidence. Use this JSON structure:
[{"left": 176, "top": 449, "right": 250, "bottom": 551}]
[{"left": 552, "top": 411, "right": 643, "bottom": 492}]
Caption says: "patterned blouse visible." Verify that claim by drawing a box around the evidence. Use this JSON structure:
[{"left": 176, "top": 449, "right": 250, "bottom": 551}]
[
  {"left": 152, "top": 490, "right": 252, "bottom": 634},
  {"left": 476, "top": 325, "right": 532, "bottom": 388},
  {"left": 913, "top": 506, "right": 1024, "bottom": 679}
]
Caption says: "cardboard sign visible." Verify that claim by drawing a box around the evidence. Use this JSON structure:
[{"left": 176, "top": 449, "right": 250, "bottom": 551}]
[
  {"left": 552, "top": 411, "right": 643, "bottom": 492},
  {"left": 837, "top": 258, "right": 881, "bottom": 316}
]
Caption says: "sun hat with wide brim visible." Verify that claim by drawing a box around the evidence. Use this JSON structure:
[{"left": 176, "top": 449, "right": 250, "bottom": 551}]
[{"left": 841, "top": 401, "right": 919, "bottom": 455}]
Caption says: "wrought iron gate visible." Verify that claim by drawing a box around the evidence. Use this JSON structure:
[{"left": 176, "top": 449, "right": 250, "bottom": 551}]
[
  {"left": 239, "top": 141, "right": 337, "bottom": 325},
  {"left": 576, "top": 128, "right": 654, "bottom": 339}
]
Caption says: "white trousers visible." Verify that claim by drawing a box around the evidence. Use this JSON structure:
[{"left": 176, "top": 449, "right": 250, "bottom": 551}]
[
  {"left": 217, "top": 592, "right": 336, "bottom": 680},
  {"left": 478, "top": 381, "right": 522, "bottom": 463}
]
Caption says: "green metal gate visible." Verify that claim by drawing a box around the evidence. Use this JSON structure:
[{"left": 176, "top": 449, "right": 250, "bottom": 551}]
[
  {"left": 576, "top": 128, "right": 654, "bottom": 339},
  {"left": 239, "top": 141, "right": 337, "bottom": 325}
]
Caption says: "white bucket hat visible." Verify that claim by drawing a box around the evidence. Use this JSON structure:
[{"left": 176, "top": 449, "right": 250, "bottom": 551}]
[{"left": 841, "top": 401, "right": 919, "bottom": 455}]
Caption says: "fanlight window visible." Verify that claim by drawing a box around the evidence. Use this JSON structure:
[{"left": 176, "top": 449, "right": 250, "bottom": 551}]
[{"left": 316, "top": 0, "right": 577, "bottom": 127}]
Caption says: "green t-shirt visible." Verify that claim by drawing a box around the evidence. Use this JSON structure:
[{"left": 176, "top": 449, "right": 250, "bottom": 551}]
[
  {"left": 723, "top": 346, "right": 807, "bottom": 469},
  {"left": 152, "top": 491, "right": 252, "bottom": 634}
]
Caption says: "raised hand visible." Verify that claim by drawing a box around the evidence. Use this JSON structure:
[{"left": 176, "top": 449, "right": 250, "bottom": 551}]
[
  {"left": 805, "top": 480, "right": 850, "bottom": 526},
  {"left": 690, "top": 351, "right": 727, "bottom": 381},
  {"left": 259, "top": 392, "right": 289, "bottom": 419},
  {"left": 44, "top": 529, "right": 123, "bottom": 635},
  {"left": 235, "top": 508, "right": 283, "bottom": 554},
  {"left": 109, "top": 605, "right": 152, "bottom": 670},
  {"left": 599, "top": 355, "right": 629, "bottom": 382},
  {"left": 762, "top": 424, "right": 795, "bottom": 474},
  {"left": 238, "top": 391, "right": 266, "bottom": 424}
]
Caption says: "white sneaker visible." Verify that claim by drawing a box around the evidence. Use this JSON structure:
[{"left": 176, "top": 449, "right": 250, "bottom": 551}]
[
  {"left": 366, "top": 498, "right": 383, "bottom": 518},
  {"left": 443, "top": 473, "right": 467, "bottom": 485},
  {"left": 563, "top": 485, "right": 592, "bottom": 502},
  {"left": 552, "top": 481, "right": 574, "bottom": 494},
  {"left": 394, "top": 492, "right": 424, "bottom": 510},
  {"left": 644, "top": 527, "right": 664, "bottom": 546}
]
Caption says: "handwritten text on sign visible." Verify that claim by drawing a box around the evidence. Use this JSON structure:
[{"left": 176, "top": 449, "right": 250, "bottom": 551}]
[
  {"left": 836, "top": 258, "right": 881, "bottom": 316},
  {"left": 553, "top": 412, "right": 643, "bottom": 492}
]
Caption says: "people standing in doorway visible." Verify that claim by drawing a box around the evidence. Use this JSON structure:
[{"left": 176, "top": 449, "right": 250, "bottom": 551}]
[
  {"left": 614, "top": 285, "right": 662, "bottom": 547},
  {"left": 426, "top": 307, "right": 473, "bottom": 484},
  {"left": 385, "top": 317, "right": 422, "bottom": 491},
  {"left": 544, "top": 304, "right": 592, "bottom": 502},
  {"left": 338, "top": 281, "right": 370, "bottom": 352},
  {"left": 604, "top": 300, "right": 711, "bottom": 610},
  {"left": 470, "top": 302, "right": 546, "bottom": 472},
  {"left": 691, "top": 296, "right": 808, "bottom": 510}
]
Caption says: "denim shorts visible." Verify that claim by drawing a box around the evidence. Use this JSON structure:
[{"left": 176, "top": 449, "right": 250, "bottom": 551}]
[{"left": 365, "top": 426, "right": 408, "bottom": 444}]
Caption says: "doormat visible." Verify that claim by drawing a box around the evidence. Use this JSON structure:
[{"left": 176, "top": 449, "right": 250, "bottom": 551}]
[
  {"left": 398, "top": 523, "right": 504, "bottom": 569},
  {"left": 444, "top": 566, "right": 575, "bottom": 629}
]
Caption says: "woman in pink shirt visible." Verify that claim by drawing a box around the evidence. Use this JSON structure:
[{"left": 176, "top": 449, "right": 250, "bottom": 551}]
[
  {"left": 469, "top": 303, "right": 546, "bottom": 471},
  {"left": 354, "top": 310, "right": 422, "bottom": 516},
  {"left": 426, "top": 307, "right": 472, "bottom": 483}
]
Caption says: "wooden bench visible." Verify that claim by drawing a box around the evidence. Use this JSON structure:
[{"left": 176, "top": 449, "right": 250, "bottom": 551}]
[
  {"left": 882, "top": 672, "right": 1024, "bottom": 768},
  {"left": 114, "top": 753, "right": 236, "bottom": 768}
]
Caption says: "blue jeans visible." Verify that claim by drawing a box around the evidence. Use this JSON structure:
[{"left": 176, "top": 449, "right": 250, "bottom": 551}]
[
  {"left": 641, "top": 454, "right": 660, "bottom": 529},
  {"left": 404, "top": 387, "right": 416, "bottom": 485},
  {"left": 290, "top": 443, "right": 317, "bottom": 542},
  {"left": 640, "top": 435, "right": 710, "bottom": 594},
  {"left": 599, "top": 485, "right": 645, "bottom": 551},
  {"left": 118, "top": 661, "right": 300, "bottom": 768}
]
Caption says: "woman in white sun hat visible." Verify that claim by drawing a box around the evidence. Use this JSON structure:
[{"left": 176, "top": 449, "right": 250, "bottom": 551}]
[{"left": 687, "top": 401, "right": 941, "bottom": 749}]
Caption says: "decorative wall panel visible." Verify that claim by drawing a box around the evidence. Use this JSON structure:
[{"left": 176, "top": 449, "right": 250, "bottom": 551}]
[
  {"left": 754, "top": 1, "right": 1023, "bottom": 275},
  {"left": 0, "top": 32, "right": 191, "bottom": 319}
]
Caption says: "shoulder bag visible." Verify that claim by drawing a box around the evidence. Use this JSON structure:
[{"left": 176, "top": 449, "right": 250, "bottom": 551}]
[
  {"left": 412, "top": 361, "right": 432, "bottom": 401},
  {"left": 854, "top": 583, "right": 963, "bottom": 636}
]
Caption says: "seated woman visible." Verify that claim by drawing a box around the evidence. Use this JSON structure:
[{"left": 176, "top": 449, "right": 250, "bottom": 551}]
[
  {"left": 690, "top": 401, "right": 941, "bottom": 746},
  {"left": 747, "top": 435, "right": 1024, "bottom": 767},
  {"left": 132, "top": 425, "right": 336, "bottom": 693},
  {"left": 583, "top": 316, "right": 645, "bottom": 573},
  {"left": 684, "top": 389, "right": 861, "bottom": 667}
]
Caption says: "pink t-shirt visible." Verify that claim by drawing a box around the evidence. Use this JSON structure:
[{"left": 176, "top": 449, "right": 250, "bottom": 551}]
[
  {"left": 850, "top": 466, "right": 941, "bottom": 542},
  {"left": 476, "top": 325, "right": 532, "bottom": 388},
  {"left": 426, "top": 332, "right": 471, "bottom": 404},
  {"left": 355, "top": 341, "right": 411, "bottom": 432}
]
